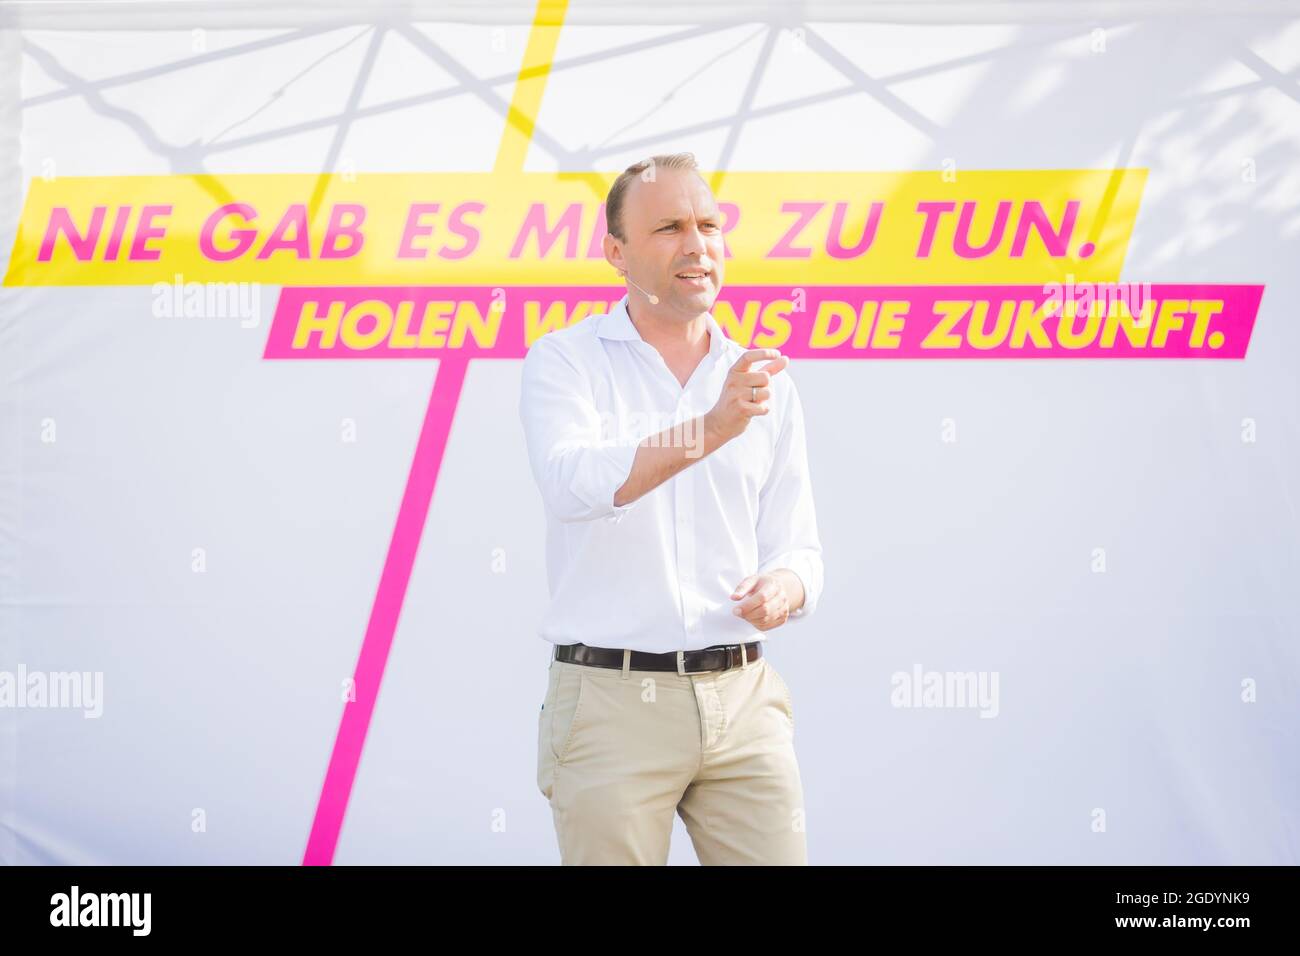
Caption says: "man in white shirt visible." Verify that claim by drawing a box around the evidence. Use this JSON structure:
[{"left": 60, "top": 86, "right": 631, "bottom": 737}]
[{"left": 519, "top": 152, "right": 823, "bottom": 865}]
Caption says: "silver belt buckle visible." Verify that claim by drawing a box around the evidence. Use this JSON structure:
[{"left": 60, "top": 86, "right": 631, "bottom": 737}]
[{"left": 676, "top": 650, "right": 711, "bottom": 676}]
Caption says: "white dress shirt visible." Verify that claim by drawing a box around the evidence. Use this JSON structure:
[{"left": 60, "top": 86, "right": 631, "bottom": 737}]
[{"left": 518, "top": 293, "right": 824, "bottom": 654}]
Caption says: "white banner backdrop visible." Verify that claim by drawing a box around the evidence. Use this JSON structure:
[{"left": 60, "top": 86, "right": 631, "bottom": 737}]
[{"left": 1, "top": 1, "right": 1297, "bottom": 865}]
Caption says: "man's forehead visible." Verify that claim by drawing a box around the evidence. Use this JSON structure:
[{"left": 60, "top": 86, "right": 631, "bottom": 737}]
[{"left": 625, "top": 171, "right": 719, "bottom": 225}]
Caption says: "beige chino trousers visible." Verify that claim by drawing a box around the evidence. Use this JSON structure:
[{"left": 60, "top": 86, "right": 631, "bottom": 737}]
[{"left": 536, "top": 646, "right": 807, "bottom": 865}]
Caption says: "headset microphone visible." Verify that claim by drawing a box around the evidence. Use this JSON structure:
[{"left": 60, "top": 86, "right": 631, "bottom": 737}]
[{"left": 619, "top": 270, "right": 659, "bottom": 305}]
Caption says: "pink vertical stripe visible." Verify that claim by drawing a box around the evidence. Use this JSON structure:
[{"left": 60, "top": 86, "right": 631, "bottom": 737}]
[{"left": 302, "top": 357, "right": 470, "bottom": 866}]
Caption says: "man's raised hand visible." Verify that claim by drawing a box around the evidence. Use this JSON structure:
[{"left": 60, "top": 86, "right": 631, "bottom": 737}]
[{"left": 704, "top": 348, "right": 789, "bottom": 444}]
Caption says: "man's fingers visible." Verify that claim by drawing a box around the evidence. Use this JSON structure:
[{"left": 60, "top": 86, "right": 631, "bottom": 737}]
[
  {"left": 731, "top": 574, "right": 760, "bottom": 599},
  {"left": 732, "top": 348, "right": 782, "bottom": 372},
  {"left": 762, "top": 354, "right": 789, "bottom": 378},
  {"left": 733, "top": 583, "right": 777, "bottom": 616},
  {"left": 736, "top": 370, "right": 780, "bottom": 388},
  {"left": 735, "top": 357, "right": 789, "bottom": 389}
]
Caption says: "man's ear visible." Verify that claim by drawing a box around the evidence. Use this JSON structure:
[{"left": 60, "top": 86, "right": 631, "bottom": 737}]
[{"left": 603, "top": 231, "right": 624, "bottom": 273}]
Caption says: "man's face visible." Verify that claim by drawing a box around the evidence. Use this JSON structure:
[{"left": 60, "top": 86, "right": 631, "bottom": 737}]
[{"left": 607, "top": 168, "right": 725, "bottom": 316}]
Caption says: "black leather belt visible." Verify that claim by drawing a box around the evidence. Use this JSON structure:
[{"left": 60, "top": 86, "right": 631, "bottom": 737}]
[{"left": 554, "top": 641, "right": 763, "bottom": 675}]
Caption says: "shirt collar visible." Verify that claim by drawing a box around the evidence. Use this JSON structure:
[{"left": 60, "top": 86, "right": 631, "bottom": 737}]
[{"left": 598, "top": 293, "right": 726, "bottom": 360}]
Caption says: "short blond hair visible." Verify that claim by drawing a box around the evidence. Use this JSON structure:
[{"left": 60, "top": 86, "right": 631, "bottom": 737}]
[{"left": 605, "top": 152, "right": 701, "bottom": 243}]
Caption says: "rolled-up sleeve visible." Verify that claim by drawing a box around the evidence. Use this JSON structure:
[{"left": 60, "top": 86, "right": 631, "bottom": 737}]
[
  {"left": 755, "top": 372, "right": 824, "bottom": 619},
  {"left": 519, "top": 336, "right": 645, "bottom": 524}
]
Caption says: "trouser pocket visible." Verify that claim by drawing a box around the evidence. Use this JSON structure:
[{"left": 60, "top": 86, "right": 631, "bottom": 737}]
[
  {"left": 764, "top": 658, "right": 795, "bottom": 732},
  {"left": 537, "top": 662, "right": 587, "bottom": 801}
]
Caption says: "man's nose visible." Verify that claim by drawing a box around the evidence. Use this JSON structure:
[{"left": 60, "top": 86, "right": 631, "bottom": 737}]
[{"left": 679, "top": 224, "right": 709, "bottom": 256}]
